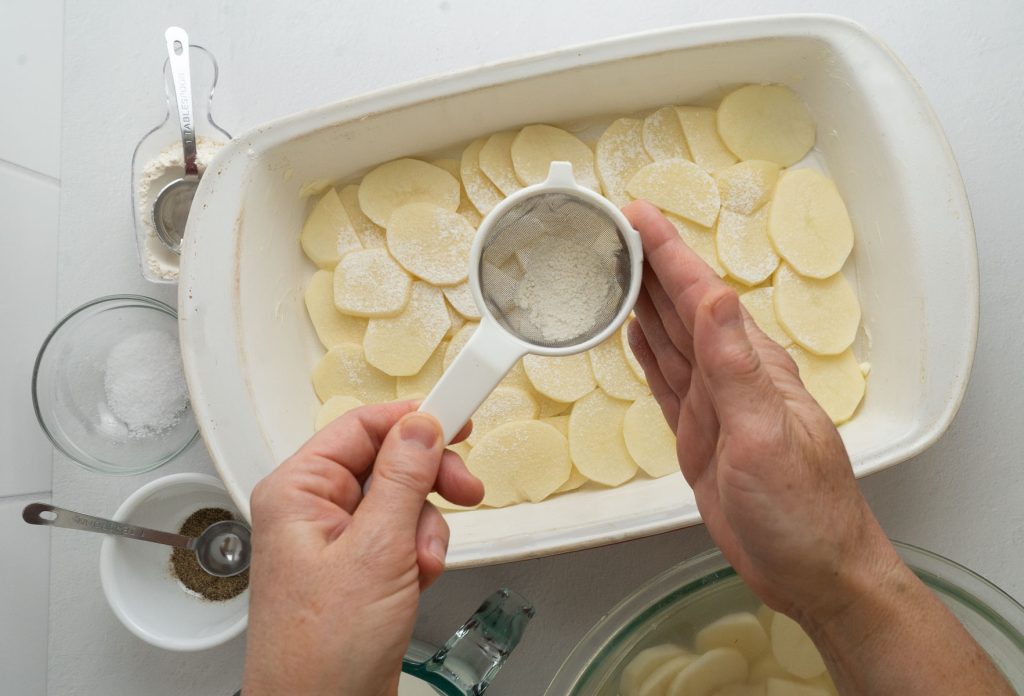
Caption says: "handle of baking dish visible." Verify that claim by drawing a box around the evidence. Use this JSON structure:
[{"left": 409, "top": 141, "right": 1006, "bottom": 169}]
[{"left": 402, "top": 588, "right": 535, "bottom": 695}]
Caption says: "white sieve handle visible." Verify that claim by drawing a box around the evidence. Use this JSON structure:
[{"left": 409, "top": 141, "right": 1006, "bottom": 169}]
[{"left": 419, "top": 318, "right": 526, "bottom": 444}]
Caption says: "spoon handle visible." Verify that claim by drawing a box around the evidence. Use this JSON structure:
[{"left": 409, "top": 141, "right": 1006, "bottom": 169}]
[
  {"left": 165, "top": 26, "right": 199, "bottom": 178},
  {"left": 22, "top": 502, "right": 194, "bottom": 550}
]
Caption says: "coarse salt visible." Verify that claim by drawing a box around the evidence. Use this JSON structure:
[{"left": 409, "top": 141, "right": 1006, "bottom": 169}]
[{"left": 104, "top": 330, "right": 189, "bottom": 438}]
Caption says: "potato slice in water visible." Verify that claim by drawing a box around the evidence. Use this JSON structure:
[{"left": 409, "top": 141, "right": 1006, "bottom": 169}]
[
  {"left": 596, "top": 117, "right": 652, "bottom": 208},
  {"left": 627, "top": 159, "right": 721, "bottom": 228},
  {"left": 300, "top": 188, "right": 362, "bottom": 269},
  {"left": 756, "top": 604, "right": 776, "bottom": 633},
  {"left": 397, "top": 339, "right": 448, "bottom": 399},
  {"left": 523, "top": 353, "right": 596, "bottom": 403},
  {"left": 569, "top": 389, "right": 638, "bottom": 486},
  {"left": 773, "top": 264, "right": 860, "bottom": 356},
  {"left": 666, "top": 647, "right": 748, "bottom": 696},
  {"left": 305, "top": 270, "right": 367, "bottom": 348},
  {"left": 478, "top": 131, "right": 523, "bottom": 196},
  {"left": 333, "top": 248, "right": 412, "bottom": 317},
  {"left": 638, "top": 654, "right": 696, "bottom": 696},
  {"left": 676, "top": 106, "right": 738, "bottom": 170},
  {"left": 716, "top": 684, "right": 766, "bottom": 696},
  {"left": 588, "top": 336, "right": 648, "bottom": 401},
  {"left": 714, "top": 160, "right": 780, "bottom": 215},
  {"left": 770, "top": 612, "right": 827, "bottom": 679},
  {"left": 358, "top": 158, "right": 460, "bottom": 227},
  {"left": 312, "top": 343, "right": 396, "bottom": 403},
  {"left": 467, "top": 420, "right": 571, "bottom": 507},
  {"left": 364, "top": 282, "right": 450, "bottom": 377},
  {"left": 467, "top": 386, "right": 539, "bottom": 446},
  {"left": 786, "top": 346, "right": 866, "bottom": 424},
  {"left": 716, "top": 207, "right": 778, "bottom": 286},
  {"left": 442, "top": 282, "right": 481, "bottom": 320},
  {"left": 460, "top": 138, "right": 505, "bottom": 215},
  {"left": 620, "top": 644, "right": 690, "bottom": 696},
  {"left": 339, "top": 184, "right": 387, "bottom": 249},
  {"left": 666, "top": 214, "right": 727, "bottom": 277},
  {"left": 739, "top": 287, "right": 791, "bottom": 348},
  {"left": 768, "top": 169, "right": 853, "bottom": 279},
  {"left": 643, "top": 106, "right": 691, "bottom": 162},
  {"left": 749, "top": 655, "right": 790, "bottom": 683},
  {"left": 386, "top": 202, "right": 476, "bottom": 285},
  {"left": 717, "top": 85, "right": 815, "bottom": 166},
  {"left": 764, "top": 678, "right": 829, "bottom": 696},
  {"left": 623, "top": 394, "right": 678, "bottom": 478},
  {"left": 695, "top": 612, "right": 769, "bottom": 661},
  {"left": 314, "top": 395, "right": 363, "bottom": 431},
  {"left": 511, "top": 124, "right": 600, "bottom": 192},
  {"left": 620, "top": 320, "right": 647, "bottom": 384},
  {"left": 443, "top": 322, "right": 479, "bottom": 370}
]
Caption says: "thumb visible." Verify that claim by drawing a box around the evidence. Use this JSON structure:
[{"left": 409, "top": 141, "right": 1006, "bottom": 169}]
[
  {"left": 694, "top": 289, "right": 786, "bottom": 432},
  {"left": 356, "top": 412, "right": 445, "bottom": 529}
]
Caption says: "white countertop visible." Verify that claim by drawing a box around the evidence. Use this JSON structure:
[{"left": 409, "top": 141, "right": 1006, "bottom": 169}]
[{"left": 29, "top": 1, "right": 1024, "bottom": 694}]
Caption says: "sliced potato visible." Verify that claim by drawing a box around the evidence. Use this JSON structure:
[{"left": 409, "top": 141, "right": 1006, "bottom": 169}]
[
  {"left": 596, "top": 117, "right": 652, "bottom": 207},
  {"left": 358, "top": 158, "right": 460, "bottom": 227},
  {"left": 739, "top": 287, "right": 791, "bottom": 348},
  {"left": 715, "top": 684, "right": 765, "bottom": 696},
  {"left": 467, "top": 385, "right": 539, "bottom": 446},
  {"left": 541, "top": 415, "right": 569, "bottom": 437},
  {"left": 511, "top": 124, "right": 600, "bottom": 192},
  {"left": 442, "top": 282, "right": 481, "bottom": 319},
  {"left": 756, "top": 604, "right": 776, "bottom": 633},
  {"left": 478, "top": 130, "right": 523, "bottom": 196},
  {"left": 643, "top": 106, "right": 691, "bottom": 161},
  {"left": 714, "top": 160, "right": 780, "bottom": 215},
  {"left": 339, "top": 184, "right": 387, "bottom": 249},
  {"left": 333, "top": 248, "right": 412, "bottom": 317},
  {"left": 386, "top": 202, "right": 476, "bottom": 285},
  {"left": 429, "top": 158, "right": 461, "bottom": 179},
  {"left": 445, "top": 302, "right": 465, "bottom": 340},
  {"left": 803, "top": 673, "right": 839, "bottom": 696},
  {"left": 460, "top": 138, "right": 505, "bottom": 215},
  {"left": 305, "top": 270, "right": 367, "bottom": 348},
  {"left": 536, "top": 392, "right": 571, "bottom": 418},
  {"left": 620, "top": 319, "right": 648, "bottom": 384},
  {"left": 397, "top": 339, "right": 448, "bottom": 399},
  {"left": 363, "top": 282, "right": 449, "bottom": 377},
  {"left": 627, "top": 158, "right": 720, "bottom": 228},
  {"left": 676, "top": 106, "right": 738, "bottom": 170},
  {"left": 770, "top": 612, "right": 827, "bottom": 680},
  {"left": 666, "top": 213, "right": 727, "bottom": 277},
  {"left": 773, "top": 264, "right": 860, "bottom": 355},
  {"left": 443, "top": 322, "right": 479, "bottom": 370},
  {"left": 638, "top": 655, "right": 696, "bottom": 696},
  {"left": 300, "top": 188, "right": 362, "bottom": 269},
  {"left": 666, "top": 647, "right": 748, "bottom": 696},
  {"left": 523, "top": 353, "right": 596, "bottom": 403},
  {"left": 312, "top": 343, "right": 396, "bottom": 403},
  {"left": 717, "top": 84, "right": 815, "bottom": 166},
  {"left": 314, "top": 395, "right": 363, "bottom": 431},
  {"left": 427, "top": 491, "right": 478, "bottom": 512},
  {"left": 569, "top": 389, "right": 637, "bottom": 486},
  {"left": 695, "top": 613, "right": 769, "bottom": 661},
  {"left": 589, "top": 336, "right": 648, "bottom": 401},
  {"left": 787, "top": 346, "right": 866, "bottom": 424},
  {"left": 716, "top": 207, "right": 779, "bottom": 286},
  {"left": 748, "top": 655, "right": 790, "bottom": 683},
  {"left": 467, "top": 420, "right": 571, "bottom": 507},
  {"left": 623, "top": 394, "right": 677, "bottom": 477},
  {"left": 764, "top": 678, "right": 828, "bottom": 696},
  {"left": 768, "top": 169, "right": 853, "bottom": 279},
  {"left": 620, "top": 644, "right": 689, "bottom": 696}
]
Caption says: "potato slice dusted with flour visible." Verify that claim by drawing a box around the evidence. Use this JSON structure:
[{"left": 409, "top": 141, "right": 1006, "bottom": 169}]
[
  {"left": 511, "top": 124, "right": 600, "bottom": 192},
  {"left": 695, "top": 613, "right": 769, "bottom": 661},
  {"left": 716, "top": 207, "right": 778, "bottom": 286},
  {"left": 305, "top": 270, "right": 367, "bottom": 348},
  {"left": 676, "top": 106, "right": 738, "bottom": 170},
  {"left": 627, "top": 159, "right": 721, "bottom": 228},
  {"left": 333, "top": 248, "right": 412, "bottom": 317},
  {"left": 714, "top": 160, "right": 780, "bottom": 215},
  {"left": 643, "top": 106, "right": 691, "bottom": 162},
  {"left": 468, "top": 420, "right": 571, "bottom": 507},
  {"left": 787, "top": 346, "right": 866, "bottom": 424},
  {"left": 717, "top": 85, "right": 815, "bottom": 166},
  {"left": 596, "top": 117, "right": 652, "bottom": 207},
  {"left": 620, "top": 644, "right": 690, "bottom": 696},
  {"left": 386, "top": 202, "right": 476, "bottom": 285},
  {"left": 666, "top": 647, "right": 748, "bottom": 696},
  {"left": 300, "top": 188, "right": 362, "bottom": 269},
  {"left": 773, "top": 264, "right": 860, "bottom": 356},
  {"left": 467, "top": 386, "right": 538, "bottom": 446},
  {"left": 523, "top": 353, "right": 596, "bottom": 403},
  {"left": 739, "top": 287, "right": 791, "bottom": 347},
  {"left": 460, "top": 138, "right": 505, "bottom": 215},
  {"left": 768, "top": 169, "right": 853, "bottom": 279},
  {"left": 569, "top": 389, "right": 637, "bottom": 486},
  {"left": 396, "top": 339, "right": 448, "bottom": 399},
  {"left": 339, "top": 184, "right": 387, "bottom": 249},
  {"left": 312, "top": 343, "right": 396, "bottom": 403},
  {"left": 478, "top": 131, "right": 523, "bottom": 196},
  {"left": 666, "top": 214, "right": 727, "bottom": 277},
  {"left": 358, "top": 158, "right": 460, "bottom": 227},
  {"left": 770, "top": 612, "right": 827, "bottom": 679},
  {"left": 623, "top": 394, "right": 678, "bottom": 478},
  {"left": 637, "top": 655, "right": 695, "bottom": 696},
  {"left": 314, "top": 395, "right": 363, "bottom": 431},
  {"left": 442, "top": 282, "right": 481, "bottom": 320},
  {"left": 588, "top": 336, "right": 648, "bottom": 401},
  {"left": 364, "top": 282, "right": 450, "bottom": 376}
]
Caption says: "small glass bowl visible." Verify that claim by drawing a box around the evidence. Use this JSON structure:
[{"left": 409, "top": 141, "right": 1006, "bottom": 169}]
[{"left": 32, "top": 295, "right": 199, "bottom": 474}]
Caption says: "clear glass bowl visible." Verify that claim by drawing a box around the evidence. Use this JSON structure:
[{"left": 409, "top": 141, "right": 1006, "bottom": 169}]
[
  {"left": 544, "top": 541, "right": 1024, "bottom": 694},
  {"left": 32, "top": 295, "right": 199, "bottom": 474}
]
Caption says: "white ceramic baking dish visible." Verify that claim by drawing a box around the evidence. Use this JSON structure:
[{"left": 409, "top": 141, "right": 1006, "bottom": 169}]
[{"left": 180, "top": 14, "right": 977, "bottom": 568}]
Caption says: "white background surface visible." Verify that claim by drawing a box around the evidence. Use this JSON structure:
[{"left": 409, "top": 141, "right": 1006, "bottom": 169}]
[{"left": 1, "top": 1, "right": 1021, "bottom": 694}]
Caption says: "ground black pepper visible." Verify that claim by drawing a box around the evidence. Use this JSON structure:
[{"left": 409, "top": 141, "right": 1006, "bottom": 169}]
[{"left": 170, "top": 507, "right": 249, "bottom": 601}]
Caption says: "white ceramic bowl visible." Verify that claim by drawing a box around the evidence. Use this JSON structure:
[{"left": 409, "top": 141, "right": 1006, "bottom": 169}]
[
  {"left": 180, "top": 15, "right": 977, "bottom": 568},
  {"left": 99, "top": 473, "right": 248, "bottom": 651}
]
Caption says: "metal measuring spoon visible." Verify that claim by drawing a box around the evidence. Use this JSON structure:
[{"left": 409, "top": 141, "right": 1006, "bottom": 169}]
[
  {"left": 22, "top": 502, "right": 251, "bottom": 577},
  {"left": 153, "top": 26, "right": 200, "bottom": 254}
]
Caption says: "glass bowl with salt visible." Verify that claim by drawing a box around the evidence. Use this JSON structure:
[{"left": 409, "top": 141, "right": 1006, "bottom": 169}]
[{"left": 32, "top": 295, "right": 198, "bottom": 474}]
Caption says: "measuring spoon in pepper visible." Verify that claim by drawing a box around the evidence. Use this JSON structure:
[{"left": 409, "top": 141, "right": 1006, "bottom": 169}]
[{"left": 22, "top": 502, "right": 251, "bottom": 577}]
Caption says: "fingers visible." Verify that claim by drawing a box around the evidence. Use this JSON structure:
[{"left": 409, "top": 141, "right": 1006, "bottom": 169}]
[
  {"left": 634, "top": 286, "right": 693, "bottom": 396},
  {"left": 643, "top": 265, "right": 695, "bottom": 362},
  {"left": 299, "top": 401, "right": 421, "bottom": 479},
  {"left": 434, "top": 449, "right": 484, "bottom": 507},
  {"left": 627, "top": 319, "right": 681, "bottom": 427},
  {"left": 415, "top": 502, "right": 449, "bottom": 590}
]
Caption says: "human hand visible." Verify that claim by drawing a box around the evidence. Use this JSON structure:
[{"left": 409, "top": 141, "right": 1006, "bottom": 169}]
[{"left": 241, "top": 402, "right": 483, "bottom": 696}]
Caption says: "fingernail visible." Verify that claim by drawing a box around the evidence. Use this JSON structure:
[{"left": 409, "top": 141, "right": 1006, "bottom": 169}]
[
  {"left": 400, "top": 413, "right": 440, "bottom": 450},
  {"left": 712, "top": 292, "right": 741, "bottom": 328},
  {"left": 429, "top": 535, "right": 448, "bottom": 564}
]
